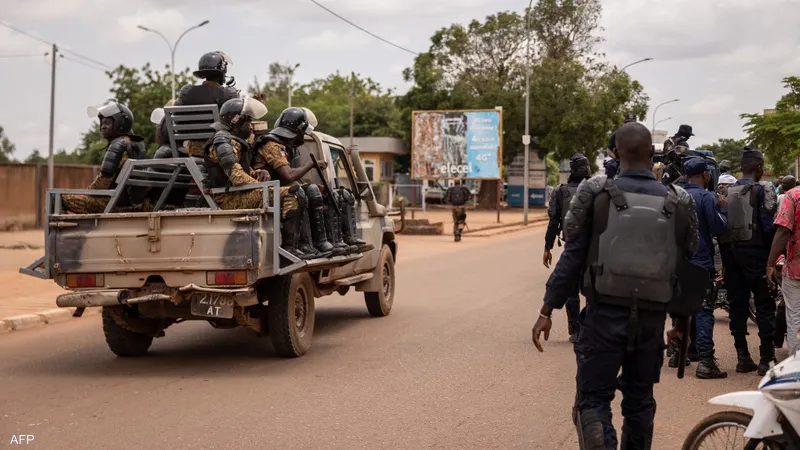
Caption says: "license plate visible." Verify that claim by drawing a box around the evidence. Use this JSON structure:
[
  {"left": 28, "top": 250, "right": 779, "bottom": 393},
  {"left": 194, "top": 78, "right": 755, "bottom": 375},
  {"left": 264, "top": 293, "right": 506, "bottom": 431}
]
[{"left": 190, "top": 294, "right": 235, "bottom": 319}]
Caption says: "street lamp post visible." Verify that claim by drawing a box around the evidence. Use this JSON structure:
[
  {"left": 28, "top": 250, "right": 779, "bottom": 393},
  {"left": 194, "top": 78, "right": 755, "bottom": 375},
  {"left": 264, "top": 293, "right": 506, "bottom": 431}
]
[
  {"left": 654, "top": 116, "right": 672, "bottom": 130},
  {"left": 523, "top": 0, "right": 534, "bottom": 226},
  {"left": 651, "top": 99, "right": 679, "bottom": 134},
  {"left": 138, "top": 20, "right": 210, "bottom": 100},
  {"left": 287, "top": 63, "right": 300, "bottom": 107},
  {"left": 621, "top": 57, "right": 653, "bottom": 72}
]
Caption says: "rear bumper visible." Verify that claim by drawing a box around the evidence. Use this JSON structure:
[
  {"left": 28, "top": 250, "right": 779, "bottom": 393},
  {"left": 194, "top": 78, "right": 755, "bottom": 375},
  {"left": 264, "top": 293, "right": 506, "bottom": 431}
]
[{"left": 56, "top": 284, "right": 254, "bottom": 308}]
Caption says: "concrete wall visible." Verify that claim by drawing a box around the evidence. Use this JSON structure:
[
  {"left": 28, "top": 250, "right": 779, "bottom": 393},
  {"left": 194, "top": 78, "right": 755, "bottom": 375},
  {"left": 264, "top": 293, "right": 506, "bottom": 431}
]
[{"left": 0, "top": 163, "right": 99, "bottom": 229}]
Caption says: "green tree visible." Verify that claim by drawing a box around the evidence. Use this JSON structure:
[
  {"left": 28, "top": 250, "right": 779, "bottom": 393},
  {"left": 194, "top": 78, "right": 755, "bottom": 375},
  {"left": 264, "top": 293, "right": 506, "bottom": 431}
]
[
  {"left": 249, "top": 70, "right": 403, "bottom": 140},
  {"left": 696, "top": 138, "right": 748, "bottom": 174},
  {"left": 741, "top": 76, "right": 800, "bottom": 176},
  {"left": 0, "top": 125, "right": 15, "bottom": 163},
  {"left": 399, "top": 5, "right": 648, "bottom": 207}
]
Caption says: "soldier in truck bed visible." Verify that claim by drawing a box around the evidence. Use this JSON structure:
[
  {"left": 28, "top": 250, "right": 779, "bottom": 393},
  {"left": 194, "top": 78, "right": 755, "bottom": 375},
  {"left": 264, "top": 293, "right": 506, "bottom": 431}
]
[
  {"left": 62, "top": 100, "right": 147, "bottom": 214},
  {"left": 175, "top": 51, "right": 239, "bottom": 158},
  {"left": 542, "top": 153, "right": 591, "bottom": 344},
  {"left": 250, "top": 107, "right": 340, "bottom": 259}
]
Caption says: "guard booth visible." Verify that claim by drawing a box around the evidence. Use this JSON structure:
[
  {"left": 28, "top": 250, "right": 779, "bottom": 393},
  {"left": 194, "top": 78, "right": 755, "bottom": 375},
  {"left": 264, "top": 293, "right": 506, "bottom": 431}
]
[{"left": 506, "top": 154, "right": 547, "bottom": 207}]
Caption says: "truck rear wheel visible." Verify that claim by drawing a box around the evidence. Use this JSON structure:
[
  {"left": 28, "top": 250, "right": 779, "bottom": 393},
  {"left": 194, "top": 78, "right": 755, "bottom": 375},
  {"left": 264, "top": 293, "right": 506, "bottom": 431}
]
[
  {"left": 102, "top": 308, "right": 154, "bottom": 357},
  {"left": 267, "top": 273, "right": 315, "bottom": 358},
  {"left": 365, "top": 244, "right": 395, "bottom": 317}
]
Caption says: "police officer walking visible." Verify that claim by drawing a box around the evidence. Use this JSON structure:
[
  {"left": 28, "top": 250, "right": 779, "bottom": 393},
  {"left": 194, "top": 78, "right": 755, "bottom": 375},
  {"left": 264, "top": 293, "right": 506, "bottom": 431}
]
[
  {"left": 720, "top": 147, "right": 778, "bottom": 375},
  {"left": 543, "top": 153, "right": 591, "bottom": 343},
  {"left": 681, "top": 157, "right": 729, "bottom": 379},
  {"left": 661, "top": 125, "right": 695, "bottom": 186},
  {"left": 532, "top": 123, "right": 698, "bottom": 449}
]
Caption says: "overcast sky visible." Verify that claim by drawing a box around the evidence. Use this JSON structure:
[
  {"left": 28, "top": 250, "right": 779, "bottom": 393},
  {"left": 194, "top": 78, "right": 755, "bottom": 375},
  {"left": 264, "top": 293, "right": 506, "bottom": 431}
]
[{"left": 1, "top": 0, "right": 798, "bottom": 160}]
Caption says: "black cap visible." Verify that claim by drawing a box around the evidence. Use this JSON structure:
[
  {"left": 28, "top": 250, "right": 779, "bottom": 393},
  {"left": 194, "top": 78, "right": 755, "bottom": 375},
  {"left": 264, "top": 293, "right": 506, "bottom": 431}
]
[
  {"left": 742, "top": 146, "right": 764, "bottom": 161},
  {"left": 677, "top": 124, "right": 694, "bottom": 137},
  {"left": 683, "top": 157, "right": 708, "bottom": 177}
]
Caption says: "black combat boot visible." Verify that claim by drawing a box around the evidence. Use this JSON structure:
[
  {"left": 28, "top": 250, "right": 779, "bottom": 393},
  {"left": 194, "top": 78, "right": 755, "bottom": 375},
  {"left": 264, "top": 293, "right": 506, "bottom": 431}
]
[
  {"left": 341, "top": 198, "right": 373, "bottom": 252},
  {"left": 696, "top": 350, "right": 728, "bottom": 379},
  {"left": 281, "top": 211, "right": 315, "bottom": 261},
  {"left": 619, "top": 423, "right": 653, "bottom": 450},
  {"left": 758, "top": 344, "right": 777, "bottom": 376},
  {"left": 736, "top": 348, "right": 758, "bottom": 373},
  {"left": 310, "top": 206, "right": 339, "bottom": 256},
  {"left": 668, "top": 352, "right": 690, "bottom": 368},
  {"left": 324, "top": 206, "right": 352, "bottom": 255},
  {"left": 298, "top": 211, "right": 325, "bottom": 259}
]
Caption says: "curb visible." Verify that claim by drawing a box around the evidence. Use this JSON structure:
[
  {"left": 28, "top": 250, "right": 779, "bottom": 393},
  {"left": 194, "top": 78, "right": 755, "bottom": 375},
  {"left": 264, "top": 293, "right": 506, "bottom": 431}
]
[
  {"left": 465, "top": 220, "right": 549, "bottom": 238},
  {"left": 463, "top": 216, "right": 549, "bottom": 235},
  {"left": 0, "top": 306, "right": 101, "bottom": 334}
]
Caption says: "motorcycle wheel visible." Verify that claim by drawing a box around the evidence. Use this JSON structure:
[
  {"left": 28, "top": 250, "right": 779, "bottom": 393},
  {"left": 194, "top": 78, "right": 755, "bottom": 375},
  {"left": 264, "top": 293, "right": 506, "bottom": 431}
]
[{"left": 682, "top": 411, "right": 784, "bottom": 450}]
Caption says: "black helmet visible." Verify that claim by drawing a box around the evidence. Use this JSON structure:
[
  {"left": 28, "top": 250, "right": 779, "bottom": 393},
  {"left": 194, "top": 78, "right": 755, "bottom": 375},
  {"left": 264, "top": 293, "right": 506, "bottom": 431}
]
[
  {"left": 87, "top": 100, "right": 134, "bottom": 136},
  {"left": 623, "top": 112, "right": 637, "bottom": 123},
  {"left": 194, "top": 51, "right": 232, "bottom": 79},
  {"left": 211, "top": 97, "right": 268, "bottom": 132},
  {"left": 272, "top": 107, "right": 312, "bottom": 140}
]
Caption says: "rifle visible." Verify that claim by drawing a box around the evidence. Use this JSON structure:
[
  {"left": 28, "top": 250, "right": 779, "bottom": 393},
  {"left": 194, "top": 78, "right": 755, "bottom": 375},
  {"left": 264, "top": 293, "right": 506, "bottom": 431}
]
[{"left": 309, "top": 153, "right": 341, "bottom": 217}]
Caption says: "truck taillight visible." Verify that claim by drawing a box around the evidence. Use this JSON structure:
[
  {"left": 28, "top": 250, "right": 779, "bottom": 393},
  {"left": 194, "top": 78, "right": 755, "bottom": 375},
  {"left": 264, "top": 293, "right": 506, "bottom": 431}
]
[
  {"left": 207, "top": 271, "right": 247, "bottom": 286},
  {"left": 66, "top": 274, "right": 104, "bottom": 288}
]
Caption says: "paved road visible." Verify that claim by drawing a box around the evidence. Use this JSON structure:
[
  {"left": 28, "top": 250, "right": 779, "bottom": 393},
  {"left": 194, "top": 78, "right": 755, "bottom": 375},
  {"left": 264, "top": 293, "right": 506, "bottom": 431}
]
[{"left": 0, "top": 228, "right": 780, "bottom": 449}]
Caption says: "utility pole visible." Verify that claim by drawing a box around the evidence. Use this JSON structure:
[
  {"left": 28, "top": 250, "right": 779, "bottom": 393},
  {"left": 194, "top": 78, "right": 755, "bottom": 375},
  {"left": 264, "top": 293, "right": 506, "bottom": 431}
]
[
  {"left": 523, "top": 0, "right": 533, "bottom": 226},
  {"left": 47, "top": 43, "right": 57, "bottom": 191},
  {"left": 349, "top": 72, "right": 355, "bottom": 148},
  {"left": 286, "top": 63, "right": 300, "bottom": 107}
]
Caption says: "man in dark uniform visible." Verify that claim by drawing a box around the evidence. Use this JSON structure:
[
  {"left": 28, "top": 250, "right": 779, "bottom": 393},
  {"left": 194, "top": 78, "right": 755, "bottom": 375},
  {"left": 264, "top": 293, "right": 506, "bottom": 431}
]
[
  {"left": 681, "top": 157, "right": 729, "bottom": 379},
  {"left": 174, "top": 51, "right": 239, "bottom": 158},
  {"left": 532, "top": 122, "right": 698, "bottom": 449},
  {"left": 543, "top": 153, "right": 592, "bottom": 343},
  {"left": 444, "top": 181, "right": 471, "bottom": 242},
  {"left": 720, "top": 147, "right": 778, "bottom": 375},
  {"left": 252, "top": 107, "right": 340, "bottom": 258},
  {"left": 603, "top": 113, "right": 636, "bottom": 179},
  {"left": 719, "top": 160, "right": 732, "bottom": 175},
  {"left": 62, "top": 100, "right": 147, "bottom": 214}
]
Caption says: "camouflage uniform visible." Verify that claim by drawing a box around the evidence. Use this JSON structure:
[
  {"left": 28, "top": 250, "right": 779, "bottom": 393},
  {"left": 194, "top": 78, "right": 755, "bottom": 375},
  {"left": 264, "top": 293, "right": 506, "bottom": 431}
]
[
  {"left": 250, "top": 140, "right": 299, "bottom": 217},
  {"left": 452, "top": 206, "right": 467, "bottom": 234},
  {"left": 62, "top": 136, "right": 149, "bottom": 214}
]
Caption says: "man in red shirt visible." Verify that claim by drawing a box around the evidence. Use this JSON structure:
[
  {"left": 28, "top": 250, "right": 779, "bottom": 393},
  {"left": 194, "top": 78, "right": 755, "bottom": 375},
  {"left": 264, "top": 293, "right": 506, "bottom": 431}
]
[{"left": 768, "top": 186, "right": 800, "bottom": 354}]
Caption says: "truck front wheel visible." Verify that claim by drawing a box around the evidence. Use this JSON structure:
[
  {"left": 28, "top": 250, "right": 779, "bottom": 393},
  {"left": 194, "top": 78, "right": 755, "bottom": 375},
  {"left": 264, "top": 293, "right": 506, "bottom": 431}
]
[
  {"left": 267, "top": 273, "right": 316, "bottom": 358},
  {"left": 102, "top": 308, "right": 154, "bottom": 357},
  {"left": 365, "top": 244, "right": 395, "bottom": 317}
]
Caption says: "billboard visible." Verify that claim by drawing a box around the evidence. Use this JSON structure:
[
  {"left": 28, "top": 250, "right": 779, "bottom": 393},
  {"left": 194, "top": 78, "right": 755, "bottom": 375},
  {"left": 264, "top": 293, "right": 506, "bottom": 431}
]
[{"left": 411, "top": 109, "right": 503, "bottom": 180}]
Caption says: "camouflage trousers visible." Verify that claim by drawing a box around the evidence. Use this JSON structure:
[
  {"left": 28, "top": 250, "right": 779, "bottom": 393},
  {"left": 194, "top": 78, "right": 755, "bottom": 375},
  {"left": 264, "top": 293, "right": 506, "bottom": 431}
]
[
  {"left": 61, "top": 195, "right": 153, "bottom": 214},
  {"left": 452, "top": 206, "right": 467, "bottom": 234},
  {"left": 212, "top": 186, "right": 298, "bottom": 218}
]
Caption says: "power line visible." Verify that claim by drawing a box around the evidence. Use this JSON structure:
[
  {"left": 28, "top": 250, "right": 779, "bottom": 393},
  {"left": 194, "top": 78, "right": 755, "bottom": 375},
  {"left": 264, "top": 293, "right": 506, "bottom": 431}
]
[
  {"left": 62, "top": 55, "right": 108, "bottom": 73},
  {"left": 0, "top": 53, "right": 46, "bottom": 59},
  {"left": 306, "top": 0, "right": 419, "bottom": 56},
  {"left": 0, "top": 20, "right": 113, "bottom": 69}
]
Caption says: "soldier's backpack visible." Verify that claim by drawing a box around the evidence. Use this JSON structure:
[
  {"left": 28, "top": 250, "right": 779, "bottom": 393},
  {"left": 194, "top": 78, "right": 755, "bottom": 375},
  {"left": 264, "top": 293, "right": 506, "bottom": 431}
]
[
  {"left": 449, "top": 186, "right": 468, "bottom": 206},
  {"left": 583, "top": 179, "right": 688, "bottom": 310},
  {"left": 720, "top": 182, "right": 759, "bottom": 244}
]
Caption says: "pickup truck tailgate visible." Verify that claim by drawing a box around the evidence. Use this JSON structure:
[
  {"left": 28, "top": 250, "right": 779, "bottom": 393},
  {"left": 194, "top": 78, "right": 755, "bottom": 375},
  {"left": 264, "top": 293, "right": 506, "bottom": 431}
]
[{"left": 49, "top": 211, "right": 266, "bottom": 275}]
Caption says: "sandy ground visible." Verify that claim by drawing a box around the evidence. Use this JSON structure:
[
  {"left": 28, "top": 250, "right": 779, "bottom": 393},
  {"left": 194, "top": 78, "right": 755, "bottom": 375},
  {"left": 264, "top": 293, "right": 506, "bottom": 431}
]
[{"left": 0, "top": 226, "right": 776, "bottom": 450}]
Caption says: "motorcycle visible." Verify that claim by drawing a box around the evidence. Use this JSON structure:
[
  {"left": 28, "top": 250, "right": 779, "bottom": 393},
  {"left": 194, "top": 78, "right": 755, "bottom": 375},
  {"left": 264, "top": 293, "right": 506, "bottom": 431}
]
[{"left": 682, "top": 350, "right": 800, "bottom": 449}]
